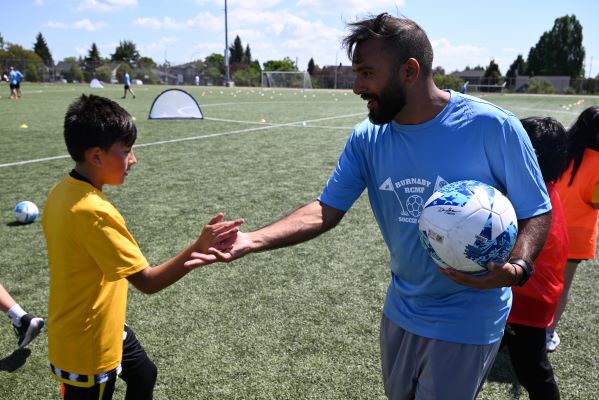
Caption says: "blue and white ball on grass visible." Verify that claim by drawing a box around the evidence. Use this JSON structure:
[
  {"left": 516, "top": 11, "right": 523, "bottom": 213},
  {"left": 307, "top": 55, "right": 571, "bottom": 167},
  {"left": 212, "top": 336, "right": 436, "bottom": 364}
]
[
  {"left": 418, "top": 180, "right": 518, "bottom": 273},
  {"left": 14, "top": 201, "right": 39, "bottom": 224}
]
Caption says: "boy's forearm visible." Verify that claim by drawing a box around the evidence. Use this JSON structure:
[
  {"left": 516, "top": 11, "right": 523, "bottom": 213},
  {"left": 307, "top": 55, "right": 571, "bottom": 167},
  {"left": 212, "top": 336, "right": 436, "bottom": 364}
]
[{"left": 128, "top": 243, "right": 197, "bottom": 294}]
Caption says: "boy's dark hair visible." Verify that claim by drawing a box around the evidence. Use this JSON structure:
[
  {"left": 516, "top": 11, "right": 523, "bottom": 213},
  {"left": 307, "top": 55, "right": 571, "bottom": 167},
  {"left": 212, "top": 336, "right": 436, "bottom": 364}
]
[
  {"left": 521, "top": 117, "right": 568, "bottom": 183},
  {"left": 342, "top": 13, "right": 434, "bottom": 77},
  {"left": 565, "top": 105, "right": 599, "bottom": 185},
  {"left": 64, "top": 94, "right": 137, "bottom": 162}
]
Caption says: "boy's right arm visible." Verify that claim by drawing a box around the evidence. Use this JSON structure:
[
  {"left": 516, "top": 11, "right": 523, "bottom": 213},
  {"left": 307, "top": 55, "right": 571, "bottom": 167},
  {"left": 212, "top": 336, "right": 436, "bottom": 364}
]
[{"left": 127, "top": 213, "right": 243, "bottom": 294}]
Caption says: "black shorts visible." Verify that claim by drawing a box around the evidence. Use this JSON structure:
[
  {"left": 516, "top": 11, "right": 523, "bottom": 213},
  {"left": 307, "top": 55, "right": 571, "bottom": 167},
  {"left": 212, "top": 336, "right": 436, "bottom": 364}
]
[
  {"left": 10, "top": 83, "right": 19, "bottom": 90},
  {"left": 124, "top": 84, "right": 130, "bottom": 90},
  {"left": 60, "top": 325, "right": 157, "bottom": 400}
]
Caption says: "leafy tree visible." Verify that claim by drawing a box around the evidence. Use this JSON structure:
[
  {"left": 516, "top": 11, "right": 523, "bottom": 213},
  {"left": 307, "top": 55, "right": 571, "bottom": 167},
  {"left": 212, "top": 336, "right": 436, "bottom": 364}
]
[
  {"left": 233, "top": 66, "right": 260, "bottom": 86},
  {"left": 111, "top": 40, "right": 140, "bottom": 66},
  {"left": 432, "top": 66, "right": 445, "bottom": 76},
  {"left": 138, "top": 56, "right": 156, "bottom": 68},
  {"left": 33, "top": 32, "right": 53, "bottom": 67},
  {"left": 229, "top": 35, "right": 244, "bottom": 64},
  {"left": 263, "top": 57, "right": 296, "bottom": 71},
  {"left": 62, "top": 57, "right": 84, "bottom": 83},
  {"left": 0, "top": 33, "right": 5, "bottom": 50},
  {"left": 526, "top": 78, "right": 556, "bottom": 94},
  {"left": 0, "top": 44, "right": 43, "bottom": 80},
  {"left": 94, "top": 65, "right": 112, "bottom": 82},
  {"left": 526, "top": 15, "right": 584, "bottom": 78},
  {"left": 433, "top": 74, "right": 463, "bottom": 91},
  {"left": 203, "top": 53, "right": 225, "bottom": 84}
]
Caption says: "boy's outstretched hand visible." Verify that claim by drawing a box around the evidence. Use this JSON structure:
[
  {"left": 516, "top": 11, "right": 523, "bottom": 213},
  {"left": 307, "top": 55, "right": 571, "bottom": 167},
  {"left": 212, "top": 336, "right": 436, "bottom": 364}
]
[{"left": 195, "top": 213, "right": 244, "bottom": 256}]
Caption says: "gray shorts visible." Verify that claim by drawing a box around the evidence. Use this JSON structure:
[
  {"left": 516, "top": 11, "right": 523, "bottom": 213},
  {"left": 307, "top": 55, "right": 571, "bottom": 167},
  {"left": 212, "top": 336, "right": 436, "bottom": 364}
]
[{"left": 380, "top": 314, "right": 500, "bottom": 400}]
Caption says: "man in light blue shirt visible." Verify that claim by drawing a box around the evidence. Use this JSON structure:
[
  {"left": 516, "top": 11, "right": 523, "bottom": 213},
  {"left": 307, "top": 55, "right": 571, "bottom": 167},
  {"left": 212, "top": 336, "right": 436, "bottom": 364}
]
[
  {"left": 186, "top": 13, "right": 551, "bottom": 400},
  {"left": 8, "top": 66, "right": 24, "bottom": 99},
  {"left": 122, "top": 71, "right": 135, "bottom": 99}
]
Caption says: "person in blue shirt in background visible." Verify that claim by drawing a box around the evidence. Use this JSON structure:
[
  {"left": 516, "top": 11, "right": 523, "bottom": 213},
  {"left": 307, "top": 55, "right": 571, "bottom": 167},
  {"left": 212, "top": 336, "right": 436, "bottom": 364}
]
[
  {"left": 122, "top": 71, "right": 136, "bottom": 99},
  {"left": 8, "top": 66, "right": 24, "bottom": 99},
  {"left": 186, "top": 13, "right": 552, "bottom": 400}
]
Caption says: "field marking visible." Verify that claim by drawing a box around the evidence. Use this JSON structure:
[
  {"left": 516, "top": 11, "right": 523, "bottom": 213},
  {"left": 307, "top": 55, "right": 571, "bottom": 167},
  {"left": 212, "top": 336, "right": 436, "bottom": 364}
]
[{"left": 0, "top": 112, "right": 365, "bottom": 169}]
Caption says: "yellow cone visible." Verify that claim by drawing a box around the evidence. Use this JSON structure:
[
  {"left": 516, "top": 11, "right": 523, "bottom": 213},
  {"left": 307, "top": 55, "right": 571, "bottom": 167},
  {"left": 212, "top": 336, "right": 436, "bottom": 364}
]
[{"left": 20, "top": 124, "right": 28, "bottom": 128}]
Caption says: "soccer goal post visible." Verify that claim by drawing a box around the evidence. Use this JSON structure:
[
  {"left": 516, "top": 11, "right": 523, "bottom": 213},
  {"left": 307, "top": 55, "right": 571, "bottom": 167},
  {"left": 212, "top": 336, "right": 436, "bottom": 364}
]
[{"left": 261, "top": 71, "right": 312, "bottom": 89}]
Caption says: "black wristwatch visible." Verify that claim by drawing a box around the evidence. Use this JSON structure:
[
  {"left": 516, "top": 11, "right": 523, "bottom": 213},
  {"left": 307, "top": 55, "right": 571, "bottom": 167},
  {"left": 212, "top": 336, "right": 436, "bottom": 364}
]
[{"left": 508, "top": 258, "right": 534, "bottom": 286}]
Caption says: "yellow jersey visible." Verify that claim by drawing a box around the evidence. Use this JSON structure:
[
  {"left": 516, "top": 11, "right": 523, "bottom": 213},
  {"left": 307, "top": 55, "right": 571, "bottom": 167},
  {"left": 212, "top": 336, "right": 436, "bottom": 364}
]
[{"left": 43, "top": 174, "right": 148, "bottom": 376}]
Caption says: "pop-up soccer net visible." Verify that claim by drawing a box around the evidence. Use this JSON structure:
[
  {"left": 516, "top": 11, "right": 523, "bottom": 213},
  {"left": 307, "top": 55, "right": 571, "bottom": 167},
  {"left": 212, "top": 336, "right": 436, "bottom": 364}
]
[{"left": 148, "top": 88, "right": 204, "bottom": 119}]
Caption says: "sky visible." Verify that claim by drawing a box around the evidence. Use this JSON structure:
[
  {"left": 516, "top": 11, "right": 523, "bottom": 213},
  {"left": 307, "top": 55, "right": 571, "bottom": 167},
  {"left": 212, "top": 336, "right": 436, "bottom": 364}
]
[{"left": 3, "top": 0, "right": 599, "bottom": 77}]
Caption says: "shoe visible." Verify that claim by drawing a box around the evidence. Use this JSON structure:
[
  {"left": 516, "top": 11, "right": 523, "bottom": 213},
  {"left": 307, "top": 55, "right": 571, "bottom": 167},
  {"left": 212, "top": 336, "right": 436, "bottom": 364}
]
[
  {"left": 546, "top": 331, "right": 560, "bottom": 352},
  {"left": 13, "top": 314, "right": 45, "bottom": 348}
]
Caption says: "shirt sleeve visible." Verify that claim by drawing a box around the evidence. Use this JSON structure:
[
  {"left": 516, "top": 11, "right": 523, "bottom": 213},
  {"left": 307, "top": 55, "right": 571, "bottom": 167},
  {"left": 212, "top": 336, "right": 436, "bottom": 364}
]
[
  {"left": 487, "top": 115, "right": 551, "bottom": 219},
  {"left": 81, "top": 207, "right": 148, "bottom": 281},
  {"left": 318, "top": 130, "right": 367, "bottom": 211}
]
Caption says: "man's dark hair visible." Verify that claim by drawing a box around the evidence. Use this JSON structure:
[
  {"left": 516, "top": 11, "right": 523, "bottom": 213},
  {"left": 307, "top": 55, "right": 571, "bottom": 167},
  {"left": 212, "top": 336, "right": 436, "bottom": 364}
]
[
  {"left": 565, "top": 105, "right": 599, "bottom": 185},
  {"left": 342, "top": 13, "right": 434, "bottom": 77},
  {"left": 520, "top": 117, "right": 568, "bottom": 183},
  {"left": 64, "top": 94, "right": 137, "bottom": 162}
]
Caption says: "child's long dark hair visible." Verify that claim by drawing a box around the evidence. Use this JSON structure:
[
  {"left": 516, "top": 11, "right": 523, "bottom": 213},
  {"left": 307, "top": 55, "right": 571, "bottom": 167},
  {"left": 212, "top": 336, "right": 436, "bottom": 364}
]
[{"left": 566, "top": 105, "right": 599, "bottom": 186}]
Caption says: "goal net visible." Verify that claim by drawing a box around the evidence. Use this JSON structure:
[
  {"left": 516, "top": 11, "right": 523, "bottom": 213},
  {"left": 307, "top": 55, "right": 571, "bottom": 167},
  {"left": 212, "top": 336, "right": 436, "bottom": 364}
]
[{"left": 261, "top": 71, "right": 312, "bottom": 89}]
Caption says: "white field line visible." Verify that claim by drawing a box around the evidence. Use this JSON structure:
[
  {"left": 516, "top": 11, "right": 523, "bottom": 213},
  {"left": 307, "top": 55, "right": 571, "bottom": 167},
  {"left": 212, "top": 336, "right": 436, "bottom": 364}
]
[{"left": 0, "top": 112, "right": 365, "bottom": 169}]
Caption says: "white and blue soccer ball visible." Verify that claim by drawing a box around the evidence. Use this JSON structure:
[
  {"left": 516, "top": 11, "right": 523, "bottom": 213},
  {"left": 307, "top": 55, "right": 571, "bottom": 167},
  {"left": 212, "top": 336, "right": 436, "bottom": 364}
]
[
  {"left": 14, "top": 201, "right": 39, "bottom": 224},
  {"left": 418, "top": 180, "right": 518, "bottom": 273}
]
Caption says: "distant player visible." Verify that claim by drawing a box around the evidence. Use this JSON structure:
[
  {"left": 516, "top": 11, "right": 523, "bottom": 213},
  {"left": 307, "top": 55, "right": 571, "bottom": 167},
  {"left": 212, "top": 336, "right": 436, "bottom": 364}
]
[
  {"left": 8, "top": 66, "right": 24, "bottom": 99},
  {"left": 122, "top": 71, "right": 135, "bottom": 99},
  {"left": 503, "top": 117, "right": 569, "bottom": 400}
]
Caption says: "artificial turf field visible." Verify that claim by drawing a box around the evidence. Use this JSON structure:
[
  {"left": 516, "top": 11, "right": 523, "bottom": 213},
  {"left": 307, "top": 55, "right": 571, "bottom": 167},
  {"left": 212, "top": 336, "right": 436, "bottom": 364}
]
[{"left": 0, "top": 83, "right": 598, "bottom": 399}]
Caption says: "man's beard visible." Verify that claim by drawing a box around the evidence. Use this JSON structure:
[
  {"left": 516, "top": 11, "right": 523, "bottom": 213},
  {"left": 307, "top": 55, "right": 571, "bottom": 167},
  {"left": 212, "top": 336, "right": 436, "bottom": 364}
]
[{"left": 362, "top": 77, "right": 407, "bottom": 125}]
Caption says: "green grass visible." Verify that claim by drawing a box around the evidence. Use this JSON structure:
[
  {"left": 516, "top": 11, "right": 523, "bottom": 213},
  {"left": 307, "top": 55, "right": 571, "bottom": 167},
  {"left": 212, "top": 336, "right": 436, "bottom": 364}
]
[{"left": 0, "top": 83, "right": 598, "bottom": 399}]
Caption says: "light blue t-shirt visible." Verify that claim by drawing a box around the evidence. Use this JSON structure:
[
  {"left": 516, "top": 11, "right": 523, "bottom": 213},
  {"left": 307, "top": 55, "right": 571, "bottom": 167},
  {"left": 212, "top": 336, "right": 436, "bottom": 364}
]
[
  {"left": 124, "top": 72, "right": 131, "bottom": 86},
  {"left": 318, "top": 90, "right": 551, "bottom": 345},
  {"left": 9, "top": 70, "right": 23, "bottom": 85}
]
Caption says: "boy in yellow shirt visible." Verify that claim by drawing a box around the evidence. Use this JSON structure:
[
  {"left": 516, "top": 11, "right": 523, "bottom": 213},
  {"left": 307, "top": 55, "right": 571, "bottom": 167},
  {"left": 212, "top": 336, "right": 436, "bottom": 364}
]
[{"left": 43, "top": 94, "right": 243, "bottom": 399}]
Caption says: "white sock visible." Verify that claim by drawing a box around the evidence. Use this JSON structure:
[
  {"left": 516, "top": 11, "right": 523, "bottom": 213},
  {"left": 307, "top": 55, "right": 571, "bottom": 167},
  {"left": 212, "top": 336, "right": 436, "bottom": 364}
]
[{"left": 7, "top": 304, "right": 27, "bottom": 327}]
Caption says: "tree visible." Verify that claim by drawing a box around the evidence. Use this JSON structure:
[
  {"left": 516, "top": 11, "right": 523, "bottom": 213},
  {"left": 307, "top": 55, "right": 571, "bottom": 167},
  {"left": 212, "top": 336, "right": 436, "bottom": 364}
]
[
  {"left": 506, "top": 55, "right": 527, "bottom": 78},
  {"left": 0, "top": 44, "right": 43, "bottom": 81},
  {"left": 229, "top": 35, "right": 244, "bottom": 64},
  {"left": 307, "top": 58, "right": 316, "bottom": 75},
  {"left": 33, "top": 32, "right": 53, "bottom": 67},
  {"left": 0, "top": 33, "right": 5, "bottom": 50},
  {"left": 111, "top": 40, "right": 140, "bottom": 66},
  {"left": 83, "top": 43, "right": 102, "bottom": 80},
  {"left": 138, "top": 56, "right": 156, "bottom": 68},
  {"left": 203, "top": 53, "right": 225, "bottom": 84},
  {"left": 483, "top": 59, "right": 503, "bottom": 92},
  {"left": 243, "top": 44, "right": 252, "bottom": 64},
  {"left": 526, "top": 15, "right": 584, "bottom": 78},
  {"left": 86, "top": 43, "right": 101, "bottom": 66},
  {"left": 263, "top": 57, "right": 296, "bottom": 71},
  {"left": 432, "top": 66, "right": 445, "bottom": 76}
]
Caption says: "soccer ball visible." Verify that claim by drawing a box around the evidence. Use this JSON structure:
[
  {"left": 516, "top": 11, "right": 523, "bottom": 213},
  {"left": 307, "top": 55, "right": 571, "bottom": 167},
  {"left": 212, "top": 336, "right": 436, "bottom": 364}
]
[
  {"left": 418, "top": 180, "right": 518, "bottom": 273},
  {"left": 14, "top": 201, "right": 39, "bottom": 224}
]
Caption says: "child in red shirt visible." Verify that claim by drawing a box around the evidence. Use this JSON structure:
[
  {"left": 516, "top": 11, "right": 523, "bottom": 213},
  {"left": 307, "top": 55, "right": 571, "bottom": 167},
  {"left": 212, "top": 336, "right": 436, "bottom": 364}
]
[{"left": 503, "top": 117, "right": 569, "bottom": 400}]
